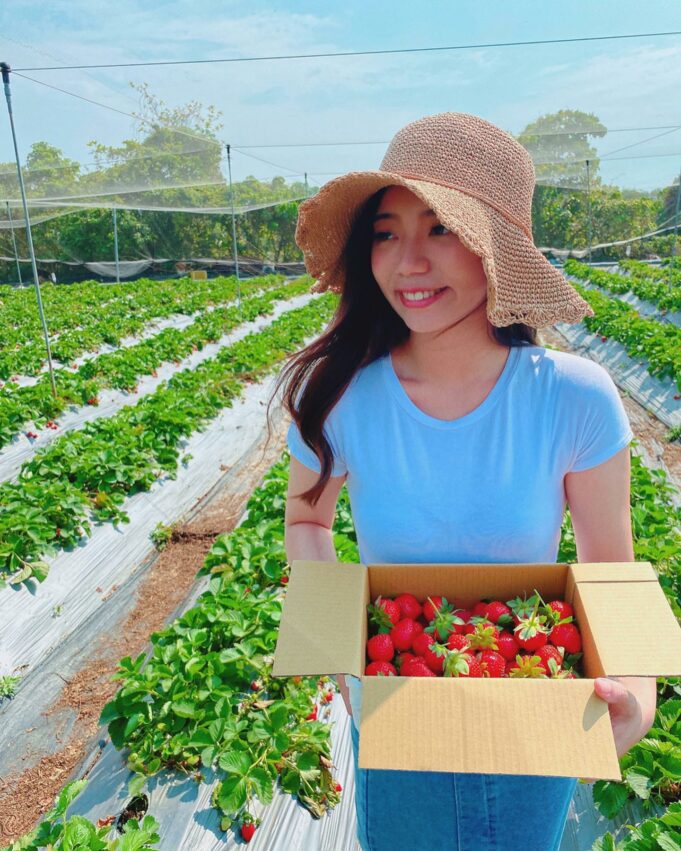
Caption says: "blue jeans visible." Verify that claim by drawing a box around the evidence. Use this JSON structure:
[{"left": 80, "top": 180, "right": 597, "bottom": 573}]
[{"left": 349, "top": 720, "right": 576, "bottom": 851}]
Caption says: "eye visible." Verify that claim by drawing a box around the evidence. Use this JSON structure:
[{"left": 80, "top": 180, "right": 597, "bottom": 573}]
[
  {"left": 372, "top": 231, "right": 393, "bottom": 242},
  {"left": 431, "top": 223, "right": 450, "bottom": 235}
]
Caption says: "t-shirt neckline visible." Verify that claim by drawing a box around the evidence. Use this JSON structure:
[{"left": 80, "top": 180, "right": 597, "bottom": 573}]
[{"left": 382, "top": 344, "right": 522, "bottom": 429}]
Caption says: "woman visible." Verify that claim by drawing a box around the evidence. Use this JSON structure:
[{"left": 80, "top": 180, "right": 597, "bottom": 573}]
[{"left": 275, "top": 113, "right": 656, "bottom": 851}]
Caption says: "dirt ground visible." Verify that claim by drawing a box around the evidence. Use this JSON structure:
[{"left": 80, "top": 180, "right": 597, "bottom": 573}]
[{"left": 0, "top": 337, "right": 679, "bottom": 844}]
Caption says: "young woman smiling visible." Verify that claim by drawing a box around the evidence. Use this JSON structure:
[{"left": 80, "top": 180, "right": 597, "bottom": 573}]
[{"left": 274, "top": 112, "right": 655, "bottom": 851}]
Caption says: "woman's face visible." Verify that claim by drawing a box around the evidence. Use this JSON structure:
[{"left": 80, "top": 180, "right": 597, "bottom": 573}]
[{"left": 370, "top": 185, "right": 489, "bottom": 335}]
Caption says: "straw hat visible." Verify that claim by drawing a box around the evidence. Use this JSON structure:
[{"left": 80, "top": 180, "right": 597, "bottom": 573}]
[{"left": 295, "top": 112, "right": 594, "bottom": 328}]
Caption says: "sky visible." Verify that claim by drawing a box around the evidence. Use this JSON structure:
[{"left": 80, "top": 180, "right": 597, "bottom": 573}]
[{"left": 1, "top": 0, "right": 681, "bottom": 196}]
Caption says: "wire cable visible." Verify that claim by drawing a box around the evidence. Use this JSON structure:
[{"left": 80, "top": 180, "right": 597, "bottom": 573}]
[{"left": 10, "top": 30, "right": 681, "bottom": 71}]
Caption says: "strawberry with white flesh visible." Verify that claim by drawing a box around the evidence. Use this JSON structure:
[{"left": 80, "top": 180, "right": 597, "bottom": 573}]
[
  {"left": 424, "top": 596, "right": 467, "bottom": 641},
  {"left": 368, "top": 596, "right": 401, "bottom": 633},
  {"left": 367, "top": 633, "right": 394, "bottom": 663}
]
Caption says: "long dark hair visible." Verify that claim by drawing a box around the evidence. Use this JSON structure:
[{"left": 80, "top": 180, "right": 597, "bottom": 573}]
[{"left": 267, "top": 187, "right": 537, "bottom": 506}]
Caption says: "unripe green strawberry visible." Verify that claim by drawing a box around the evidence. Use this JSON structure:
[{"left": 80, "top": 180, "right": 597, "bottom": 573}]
[
  {"left": 477, "top": 650, "right": 506, "bottom": 678},
  {"left": 367, "top": 633, "right": 394, "bottom": 662},
  {"left": 395, "top": 593, "right": 422, "bottom": 620},
  {"left": 390, "top": 618, "right": 420, "bottom": 651},
  {"left": 549, "top": 623, "right": 582, "bottom": 654},
  {"left": 401, "top": 658, "right": 436, "bottom": 677},
  {"left": 365, "top": 661, "right": 397, "bottom": 676},
  {"left": 496, "top": 631, "right": 520, "bottom": 661}
]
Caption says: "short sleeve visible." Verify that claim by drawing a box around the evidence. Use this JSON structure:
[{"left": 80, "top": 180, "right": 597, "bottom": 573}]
[
  {"left": 567, "top": 363, "right": 634, "bottom": 473},
  {"left": 287, "top": 418, "right": 347, "bottom": 477}
]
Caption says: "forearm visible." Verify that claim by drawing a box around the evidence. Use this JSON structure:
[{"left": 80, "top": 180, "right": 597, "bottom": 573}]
[{"left": 284, "top": 522, "right": 353, "bottom": 718}]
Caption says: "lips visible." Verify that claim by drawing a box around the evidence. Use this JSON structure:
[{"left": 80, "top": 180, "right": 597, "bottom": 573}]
[{"left": 397, "top": 287, "right": 448, "bottom": 308}]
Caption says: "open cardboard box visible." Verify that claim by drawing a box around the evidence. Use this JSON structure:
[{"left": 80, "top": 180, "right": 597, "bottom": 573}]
[{"left": 272, "top": 561, "right": 681, "bottom": 780}]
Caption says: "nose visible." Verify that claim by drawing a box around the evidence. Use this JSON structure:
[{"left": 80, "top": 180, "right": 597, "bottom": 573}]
[{"left": 396, "top": 234, "right": 430, "bottom": 276}]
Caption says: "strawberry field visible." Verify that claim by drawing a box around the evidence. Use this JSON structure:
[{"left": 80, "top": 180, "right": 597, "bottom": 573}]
[{"left": 0, "top": 263, "right": 680, "bottom": 851}]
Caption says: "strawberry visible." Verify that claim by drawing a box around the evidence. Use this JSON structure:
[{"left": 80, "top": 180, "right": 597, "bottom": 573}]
[
  {"left": 451, "top": 609, "right": 473, "bottom": 634},
  {"left": 422, "top": 642, "right": 447, "bottom": 674},
  {"left": 422, "top": 595, "right": 444, "bottom": 623},
  {"left": 365, "top": 661, "right": 397, "bottom": 676},
  {"left": 514, "top": 609, "right": 549, "bottom": 651},
  {"left": 250, "top": 680, "right": 260, "bottom": 691},
  {"left": 368, "top": 596, "right": 401, "bottom": 632},
  {"left": 477, "top": 650, "right": 506, "bottom": 678},
  {"left": 280, "top": 575, "right": 289, "bottom": 585},
  {"left": 322, "top": 691, "right": 334, "bottom": 703},
  {"left": 459, "top": 652, "right": 483, "bottom": 678},
  {"left": 412, "top": 631, "right": 435, "bottom": 657},
  {"left": 241, "top": 823, "right": 256, "bottom": 842},
  {"left": 425, "top": 597, "right": 467, "bottom": 641},
  {"left": 546, "top": 600, "right": 573, "bottom": 622},
  {"left": 507, "top": 654, "right": 546, "bottom": 678},
  {"left": 535, "top": 645, "right": 564, "bottom": 676},
  {"left": 496, "top": 632, "right": 520, "bottom": 661},
  {"left": 395, "top": 652, "right": 417, "bottom": 670},
  {"left": 306, "top": 706, "right": 318, "bottom": 721},
  {"left": 367, "top": 634, "right": 394, "bottom": 662},
  {"left": 549, "top": 623, "right": 582, "bottom": 654},
  {"left": 334, "top": 782, "right": 343, "bottom": 793},
  {"left": 472, "top": 601, "right": 489, "bottom": 618},
  {"left": 446, "top": 633, "right": 470, "bottom": 651},
  {"left": 401, "top": 658, "right": 436, "bottom": 677},
  {"left": 394, "top": 593, "right": 422, "bottom": 620},
  {"left": 466, "top": 622, "right": 500, "bottom": 652},
  {"left": 390, "top": 618, "right": 420, "bottom": 651},
  {"left": 485, "top": 600, "right": 513, "bottom": 625}
]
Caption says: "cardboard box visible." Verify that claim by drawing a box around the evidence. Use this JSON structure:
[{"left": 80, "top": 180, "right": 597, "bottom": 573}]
[
  {"left": 273, "top": 561, "right": 681, "bottom": 780},
  {"left": 190, "top": 270, "right": 208, "bottom": 281}
]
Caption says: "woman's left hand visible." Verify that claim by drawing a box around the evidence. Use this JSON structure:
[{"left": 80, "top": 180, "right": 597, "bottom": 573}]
[{"left": 593, "top": 676, "right": 657, "bottom": 758}]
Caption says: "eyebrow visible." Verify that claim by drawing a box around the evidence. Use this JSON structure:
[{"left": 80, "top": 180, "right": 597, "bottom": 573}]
[{"left": 373, "top": 209, "right": 437, "bottom": 223}]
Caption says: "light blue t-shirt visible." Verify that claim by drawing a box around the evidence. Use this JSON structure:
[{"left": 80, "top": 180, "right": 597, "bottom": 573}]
[{"left": 286, "top": 343, "right": 634, "bottom": 726}]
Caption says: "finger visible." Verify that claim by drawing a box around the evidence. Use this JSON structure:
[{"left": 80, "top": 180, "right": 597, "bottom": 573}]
[{"left": 594, "top": 677, "right": 631, "bottom": 705}]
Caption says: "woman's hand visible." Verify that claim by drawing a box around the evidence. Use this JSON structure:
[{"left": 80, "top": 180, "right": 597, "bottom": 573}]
[{"left": 593, "top": 675, "right": 657, "bottom": 758}]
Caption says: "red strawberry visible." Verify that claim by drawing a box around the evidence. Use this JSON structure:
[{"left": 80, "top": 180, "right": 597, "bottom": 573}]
[
  {"left": 365, "top": 661, "right": 397, "bottom": 676},
  {"left": 472, "top": 601, "right": 489, "bottom": 618},
  {"left": 367, "top": 634, "right": 394, "bottom": 662},
  {"left": 390, "top": 618, "right": 420, "bottom": 651},
  {"left": 496, "top": 632, "right": 520, "bottom": 661},
  {"left": 477, "top": 650, "right": 506, "bottom": 678},
  {"left": 368, "top": 596, "right": 401, "bottom": 632},
  {"left": 422, "top": 642, "right": 447, "bottom": 674},
  {"left": 422, "top": 595, "right": 444, "bottom": 623},
  {"left": 306, "top": 706, "right": 318, "bottom": 720},
  {"left": 535, "top": 645, "right": 564, "bottom": 676},
  {"left": 459, "top": 652, "right": 483, "bottom": 678},
  {"left": 514, "top": 610, "right": 549, "bottom": 651},
  {"left": 547, "top": 600, "right": 573, "bottom": 622},
  {"left": 451, "top": 609, "right": 473, "bottom": 634},
  {"left": 250, "top": 680, "right": 260, "bottom": 691},
  {"left": 241, "top": 823, "right": 256, "bottom": 842},
  {"left": 601, "top": 336, "right": 607, "bottom": 342},
  {"left": 549, "top": 623, "right": 582, "bottom": 654},
  {"left": 485, "top": 601, "right": 513, "bottom": 624},
  {"left": 446, "top": 633, "right": 470, "bottom": 651},
  {"left": 394, "top": 593, "right": 422, "bottom": 620},
  {"left": 412, "top": 631, "right": 435, "bottom": 657},
  {"left": 466, "top": 622, "right": 500, "bottom": 652},
  {"left": 401, "top": 658, "right": 437, "bottom": 677},
  {"left": 280, "top": 575, "right": 289, "bottom": 585},
  {"left": 395, "top": 652, "right": 417, "bottom": 670},
  {"left": 334, "top": 782, "right": 343, "bottom": 793}
]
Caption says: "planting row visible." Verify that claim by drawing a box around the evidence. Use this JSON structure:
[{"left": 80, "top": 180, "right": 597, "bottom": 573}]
[
  {"left": 619, "top": 258, "right": 681, "bottom": 290},
  {"left": 0, "top": 292, "right": 336, "bottom": 585},
  {"left": 564, "top": 281, "right": 681, "bottom": 394},
  {"left": 0, "top": 274, "right": 284, "bottom": 378},
  {"left": 0, "top": 276, "right": 313, "bottom": 450},
  {"left": 564, "top": 259, "right": 681, "bottom": 316}
]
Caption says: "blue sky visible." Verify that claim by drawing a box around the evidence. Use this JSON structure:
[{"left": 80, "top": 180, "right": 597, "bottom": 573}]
[{"left": 1, "top": 0, "right": 681, "bottom": 193}]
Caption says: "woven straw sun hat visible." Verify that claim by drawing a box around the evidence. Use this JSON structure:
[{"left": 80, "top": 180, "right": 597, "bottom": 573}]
[{"left": 295, "top": 111, "right": 594, "bottom": 328}]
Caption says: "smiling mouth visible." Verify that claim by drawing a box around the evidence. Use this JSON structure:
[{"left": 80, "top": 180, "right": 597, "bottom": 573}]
[{"left": 399, "top": 287, "right": 447, "bottom": 302}]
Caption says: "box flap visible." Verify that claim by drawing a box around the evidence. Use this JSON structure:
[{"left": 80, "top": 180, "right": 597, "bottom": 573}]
[
  {"left": 566, "top": 562, "right": 656, "bottom": 604},
  {"left": 573, "top": 581, "right": 681, "bottom": 677},
  {"left": 359, "top": 677, "right": 620, "bottom": 779},
  {"left": 272, "top": 561, "right": 367, "bottom": 678}
]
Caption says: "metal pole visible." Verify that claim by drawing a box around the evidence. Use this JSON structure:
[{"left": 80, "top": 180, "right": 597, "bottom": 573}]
[
  {"left": 1, "top": 62, "right": 57, "bottom": 397},
  {"left": 6, "top": 200, "right": 22, "bottom": 285},
  {"left": 225, "top": 143, "right": 241, "bottom": 310},
  {"left": 113, "top": 205, "right": 120, "bottom": 284},
  {"left": 586, "top": 159, "right": 593, "bottom": 264},
  {"left": 671, "top": 168, "right": 681, "bottom": 260},
  {"left": 304, "top": 172, "right": 309, "bottom": 197}
]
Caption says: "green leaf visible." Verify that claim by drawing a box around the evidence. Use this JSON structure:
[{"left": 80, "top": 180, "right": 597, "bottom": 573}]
[
  {"left": 657, "top": 831, "right": 681, "bottom": 851},
  {"left": 55, "top": 779, "right": 88, "bottom": 816},
  {"left": 592, "top": 780, "right": 630, "bottom": 819},
  {"left": 218, "top": 750, "right": 252, "bottom": 776},
  {"left": 624, "top": 768, "right": 653, "bottom": 801},
  {"left": 591, "top": 834, "right": 616, "bottom": 851},
  {"left": 216, "top": 775, "right": 248, "bottom": 814},
  {"left": 280, "top": 769, "right": 300, "bottom": 794},
  {"left": 127, "top": 773, "right": 146, "bottom": 799},
  {"left": 171, "top": 700, "right": 196, "bottom": 719},
  {"left": 250, "top": 767, "right": 274, "bottom": 805}
]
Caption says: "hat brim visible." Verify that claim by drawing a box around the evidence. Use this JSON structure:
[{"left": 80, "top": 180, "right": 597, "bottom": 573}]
[{"left": 295, "top": 171, "right": 594, "bottom": 328}]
